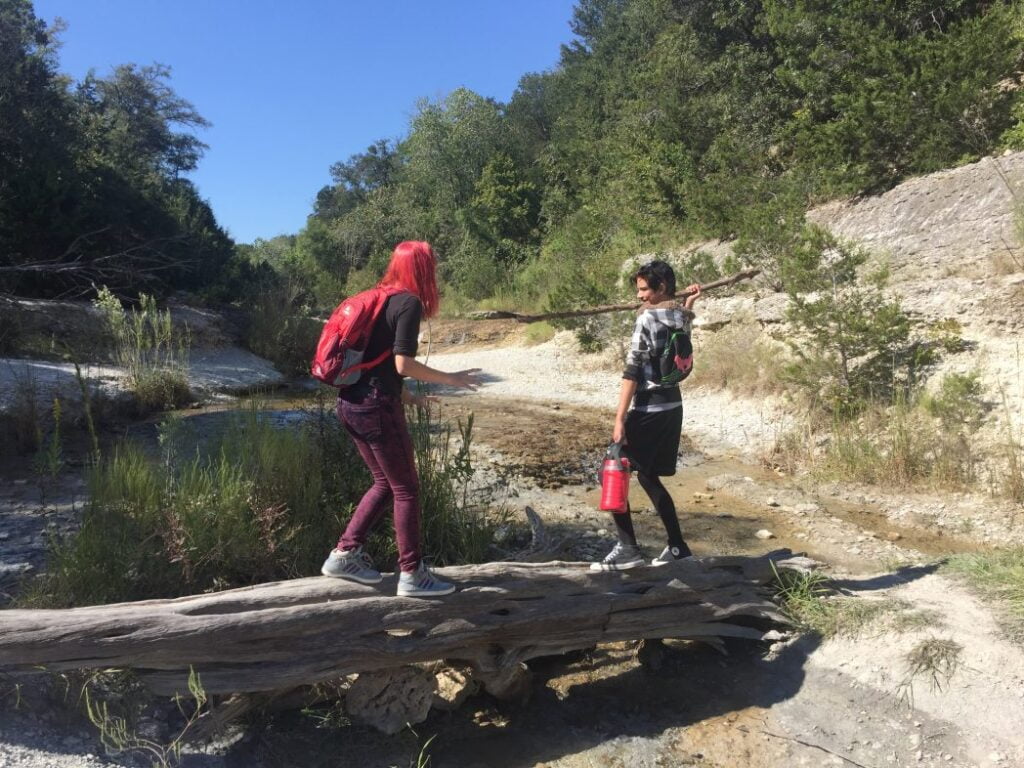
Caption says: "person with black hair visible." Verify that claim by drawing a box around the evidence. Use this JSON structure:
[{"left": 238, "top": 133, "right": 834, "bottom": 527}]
[{"left": 592, "top": 260, "right": 701, "bottom": 571}]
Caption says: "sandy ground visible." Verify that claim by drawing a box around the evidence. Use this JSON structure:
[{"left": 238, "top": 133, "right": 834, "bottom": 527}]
[{"left": 0, "top": 345, "right": 286, "bottom": 414}]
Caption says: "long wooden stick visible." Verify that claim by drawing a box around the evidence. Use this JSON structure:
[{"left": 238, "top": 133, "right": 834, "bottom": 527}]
[{"left": 468, "top": 268, "right": 761, "bottom": 323}]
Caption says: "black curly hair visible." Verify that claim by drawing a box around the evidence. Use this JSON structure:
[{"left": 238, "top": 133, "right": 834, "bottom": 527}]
[{"left": 633, "top": 260, "right": 676, "bottom": 296}]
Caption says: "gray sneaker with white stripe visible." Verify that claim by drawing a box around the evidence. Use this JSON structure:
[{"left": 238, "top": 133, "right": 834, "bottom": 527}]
[
  {"left": 321, "top": 546, "right": 382, "bottom": 584},
  {"left": 397, "top": 562, "right": 456, "bottom": 597},
  {"left": 590, "top": 542, "right": 644, "bottom": 571}
]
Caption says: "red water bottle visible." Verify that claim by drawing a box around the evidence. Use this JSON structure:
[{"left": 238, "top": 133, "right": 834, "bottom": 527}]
[{"left": 599, "top": 442, "right": 630, "bottom": 513}]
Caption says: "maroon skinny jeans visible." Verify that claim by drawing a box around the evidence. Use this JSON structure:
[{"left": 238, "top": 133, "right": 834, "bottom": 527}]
[{"left": 336, "top": 389, "right": 421, "bottom": 572}]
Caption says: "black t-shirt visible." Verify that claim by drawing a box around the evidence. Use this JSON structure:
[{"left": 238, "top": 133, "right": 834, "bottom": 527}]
[{"left": 342, "top": 292, "right": 422, "bottom": 398}]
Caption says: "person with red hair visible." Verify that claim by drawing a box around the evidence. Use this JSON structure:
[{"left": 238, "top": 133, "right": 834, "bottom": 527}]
[{"left": 321, "top": 241, "right": 482, "bottom": 596}]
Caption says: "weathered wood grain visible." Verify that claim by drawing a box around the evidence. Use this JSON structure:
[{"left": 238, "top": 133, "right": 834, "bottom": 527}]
[{"left": 0, "top": 553, "right": 800, "bottom": 696}]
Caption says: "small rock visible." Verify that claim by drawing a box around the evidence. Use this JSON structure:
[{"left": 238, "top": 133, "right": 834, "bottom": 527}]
[
  {"left": 433, "top": 666, "right": 478, "bottom": 712},
  {"left": 885, "top": 531, "right": 902, "bottom": 542},
  {"left": 755, "top": 529, "right": 775, "bottom": 540},
  {"left": 766, "top": 497, "right": 780, "bottom": 507}
]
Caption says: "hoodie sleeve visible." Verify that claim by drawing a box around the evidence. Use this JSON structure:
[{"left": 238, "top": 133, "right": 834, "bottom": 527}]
[{"left": 622, "top": 313, "right": 650, "bottom": 382}]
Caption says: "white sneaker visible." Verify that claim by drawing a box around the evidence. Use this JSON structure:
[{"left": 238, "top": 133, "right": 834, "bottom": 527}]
[
  {"left": 397, "top": 562, "right": 456, "bottom": 597},
  {"left": 321, "top": 547, "right": 382, "bottom": 584}
]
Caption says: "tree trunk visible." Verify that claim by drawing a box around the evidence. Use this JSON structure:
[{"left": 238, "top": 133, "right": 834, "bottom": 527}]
[{"left": 0, "top": 552, "right": 806, "bottom": 697}]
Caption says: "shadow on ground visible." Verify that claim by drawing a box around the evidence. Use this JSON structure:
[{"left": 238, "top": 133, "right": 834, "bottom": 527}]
[{"left": 228, "top": 633, "right": 822, "bottom": 768}]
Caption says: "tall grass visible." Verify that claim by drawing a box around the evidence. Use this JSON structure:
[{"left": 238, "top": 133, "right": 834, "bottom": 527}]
[
  {"left": 772, "top": 567, "right": 905, "bottom": 638},
  {"left": 775, "top": 372, "right": 988, "bottom": 493},
  {"left": 241, "top": 280, "right": 321, "bottom": 377},
  {"left": 408, "top": 407, "right": 506, "bottom": 566},
  {"left": 94, "top": 287, "right": 191, "bottom": 411},
  {"left": 27, "top": 395, "right": 501, "bottom": 606},
  {"left": 994, "top": 372, "right": 1024, "bottom": 503},
  {"left": 945, "top": 549, "right": 1024, "bottom": 640}
]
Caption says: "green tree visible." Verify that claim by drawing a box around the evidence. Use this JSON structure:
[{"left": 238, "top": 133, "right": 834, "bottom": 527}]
[
  {"left": 0, "top": 0, "right": 81, "bottom": 281},
  {"left": 780, "top": 227, "right": 924, "bottom": 416}
]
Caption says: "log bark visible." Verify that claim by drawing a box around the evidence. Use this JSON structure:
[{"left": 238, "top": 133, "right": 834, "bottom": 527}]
[
  {"left": 468, "top": 269, "right": 761, "bottom": 323},
  {"left": 0, "top": 552, "right": 802, "bottom": 697}
]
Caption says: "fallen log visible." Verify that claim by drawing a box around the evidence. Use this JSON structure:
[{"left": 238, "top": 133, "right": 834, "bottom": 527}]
[
  {"left": 0, "top": 551, "right": 802, "bottom": 699},
  {"left": 468, "top": 268, "right": 761, "bottom": 323}
]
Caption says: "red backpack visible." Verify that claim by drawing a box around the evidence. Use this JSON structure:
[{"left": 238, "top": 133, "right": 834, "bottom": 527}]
[{"left": 310, "top": 287, "right": 401, "bottom": 388}]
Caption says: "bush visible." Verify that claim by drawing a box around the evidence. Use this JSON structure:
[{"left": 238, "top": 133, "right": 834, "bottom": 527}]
[
  {"left": 523, "top": 321, "right": 556, "bottom": 346},
  {"left": 779, "top": 227, "right": 928, "bottom": 416}
]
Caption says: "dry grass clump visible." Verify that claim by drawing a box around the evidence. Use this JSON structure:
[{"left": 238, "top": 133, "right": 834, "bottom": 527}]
[
  {"left": 896, "top": 636, "right": 963, "bottom": 707},
  {"left": 770, "top": 371, "right": 1004, "bottom": 496},
  {"left": 691, "top": 314, "right": 785, "bottom": 396}
]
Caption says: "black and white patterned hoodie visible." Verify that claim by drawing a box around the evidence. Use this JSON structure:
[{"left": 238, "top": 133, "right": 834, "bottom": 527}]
[{"left": 622, "top": 300, "right": 694, "bottom": 413}]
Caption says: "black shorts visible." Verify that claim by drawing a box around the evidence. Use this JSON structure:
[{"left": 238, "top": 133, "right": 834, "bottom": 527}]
[{"left": 624, "top": 406, "right": 682, "bottom": 477}]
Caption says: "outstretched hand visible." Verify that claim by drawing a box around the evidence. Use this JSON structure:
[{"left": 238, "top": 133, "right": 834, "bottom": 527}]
[{"left": 447, "top": 368, "right": 483, "bottom": 390}]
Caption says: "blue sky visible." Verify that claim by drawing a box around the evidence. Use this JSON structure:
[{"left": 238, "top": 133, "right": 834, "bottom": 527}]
[{"left": 34, "top": 1, "right": 580, "bottom": 244}]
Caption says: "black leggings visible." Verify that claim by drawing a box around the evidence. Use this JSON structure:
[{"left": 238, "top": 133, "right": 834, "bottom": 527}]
[{"left": 612, "top": 470, "right": 690, "bottom": 554}]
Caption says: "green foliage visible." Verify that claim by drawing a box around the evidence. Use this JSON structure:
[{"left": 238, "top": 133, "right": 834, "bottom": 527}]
[
  {"left": 8, "top": 0, "right": 1024, "bottom": 306},
  {"left": 33, "top": 396, "right": 63, "bottom": 481},
  {"left": 676, "top": 249, "right": 722, "bottom": 286},
  {"left": 945, "top": 548, "right": 1024, "bottom": 639},
  {"left": 83, "top": 668, "right": 208, "bottom": 768},
  {"left": 28, "top": 397, "right": 501, "bottom": 606},
  {"left": 94, "top": 287, "right": 191, "bottom": 411},
  {"left": 773, "top": 563, "right": 917, "bottom": 639},
  {"left": 0, "top": 2, "right": 233, "bottom": 298},
  {"left": 408, "top": 407, "right": 507, "bottom": 567},
  {"left": 921, "top": 371, "right": 986, "bottom": 430},
  {"left": 524, "top": 321, "right": 557, "bottom": 346},
  {"left": 780, "top": 227, "right": 927, "bottom": 415},
  {"left": 288, "top": 1, "right": 1024, "bottom": 311},
  {"left": 239, "top": 271, "right": 321, "bottom": 377}
]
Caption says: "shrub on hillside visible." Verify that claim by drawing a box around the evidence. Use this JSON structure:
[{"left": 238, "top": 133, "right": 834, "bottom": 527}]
[{"left": 779, "top": 227, "right": 930, "bottom": 417}]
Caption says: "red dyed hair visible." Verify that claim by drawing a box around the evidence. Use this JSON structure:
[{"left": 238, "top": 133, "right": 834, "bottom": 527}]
[{"left": 378, "top": 241, "right": 440, "bottom": 318}]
